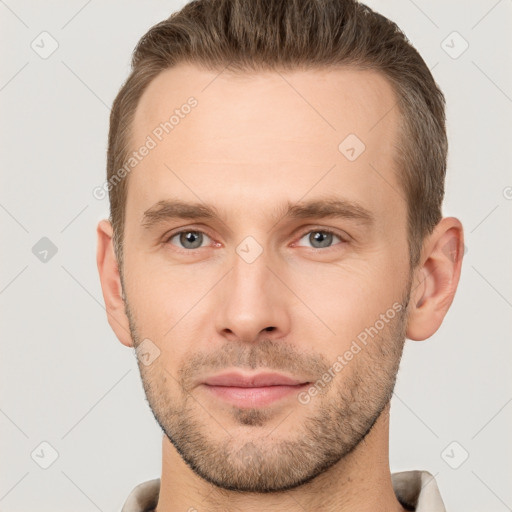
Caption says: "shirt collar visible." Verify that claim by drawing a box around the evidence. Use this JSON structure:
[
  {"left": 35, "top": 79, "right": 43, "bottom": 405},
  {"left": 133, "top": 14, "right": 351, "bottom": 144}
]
[{"left": 121, "top": 470, "right": 446, "bottom": 512}]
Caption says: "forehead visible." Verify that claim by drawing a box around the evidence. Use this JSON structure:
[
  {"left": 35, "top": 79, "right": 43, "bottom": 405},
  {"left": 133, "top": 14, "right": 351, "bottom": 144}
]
[
  {"left": 132, "top": 63, "right": 399, "bottom": 147},
  {"left": 127, "top": 63, "right": 405, "bottom": 229}
]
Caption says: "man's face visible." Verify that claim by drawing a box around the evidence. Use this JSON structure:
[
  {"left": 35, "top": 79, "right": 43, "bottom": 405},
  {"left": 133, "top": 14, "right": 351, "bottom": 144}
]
[{"left": 122, "top": 64, "right": 412, "bottom": 492}]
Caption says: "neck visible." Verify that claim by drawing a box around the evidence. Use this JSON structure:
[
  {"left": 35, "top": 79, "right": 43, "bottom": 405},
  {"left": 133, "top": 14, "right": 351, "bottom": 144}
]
[{"left": 155, "top": 402, "right": 405, "bottom": 512}]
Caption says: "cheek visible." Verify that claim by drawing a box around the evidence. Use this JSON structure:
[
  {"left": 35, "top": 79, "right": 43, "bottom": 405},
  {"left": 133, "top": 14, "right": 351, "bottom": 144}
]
[
  {"left": 287, "top": 256, "right": 408, "bottom": 353},
  {"left": 124, "top": 252, "right": 218, "bottom": 343}
]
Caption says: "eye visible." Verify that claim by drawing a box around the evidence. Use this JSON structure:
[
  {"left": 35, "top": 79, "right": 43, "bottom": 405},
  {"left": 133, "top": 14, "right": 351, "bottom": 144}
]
[
  {"left": 166, "top": 230, "right": 212, "bottom": 250},
  {"left": 295, "top": 229, "right": 346, "bottom": 249}
]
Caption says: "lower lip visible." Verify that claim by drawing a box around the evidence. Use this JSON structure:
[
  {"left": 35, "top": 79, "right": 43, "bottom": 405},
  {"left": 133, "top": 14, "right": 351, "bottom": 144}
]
[{"left": 202, "top": 383, "right": 310, "bottom": 408}]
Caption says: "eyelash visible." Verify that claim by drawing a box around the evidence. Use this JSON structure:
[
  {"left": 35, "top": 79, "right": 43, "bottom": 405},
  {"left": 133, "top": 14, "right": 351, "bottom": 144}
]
[{"left": 163, "top": 227, "right": 349, "bottom": 252}]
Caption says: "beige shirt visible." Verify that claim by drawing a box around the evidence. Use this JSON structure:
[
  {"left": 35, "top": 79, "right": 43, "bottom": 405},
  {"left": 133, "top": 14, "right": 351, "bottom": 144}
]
[{"left": 121, "top": 470, "right": 446, "bottom": 511}]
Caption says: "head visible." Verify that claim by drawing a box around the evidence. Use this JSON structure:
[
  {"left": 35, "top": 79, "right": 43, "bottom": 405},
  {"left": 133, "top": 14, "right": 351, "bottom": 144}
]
[{"left": 97, "top": 0, "right": 463, "bottom": 493}]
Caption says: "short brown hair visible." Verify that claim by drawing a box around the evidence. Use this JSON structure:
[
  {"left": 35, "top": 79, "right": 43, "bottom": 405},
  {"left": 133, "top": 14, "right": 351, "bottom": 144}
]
[{"left": 107, "top": 0, "right": 447, "bottom": 272}]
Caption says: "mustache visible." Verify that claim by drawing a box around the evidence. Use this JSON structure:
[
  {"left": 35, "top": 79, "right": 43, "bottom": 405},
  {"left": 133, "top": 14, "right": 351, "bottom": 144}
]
[{"left": 178, "top": 338, "right": 331, "bottom": 391}]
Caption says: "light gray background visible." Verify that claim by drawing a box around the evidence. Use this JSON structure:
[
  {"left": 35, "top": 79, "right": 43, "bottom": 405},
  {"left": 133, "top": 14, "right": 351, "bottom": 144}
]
[{"left": 1, "top": 1, "right": 511, "bottom": 510}]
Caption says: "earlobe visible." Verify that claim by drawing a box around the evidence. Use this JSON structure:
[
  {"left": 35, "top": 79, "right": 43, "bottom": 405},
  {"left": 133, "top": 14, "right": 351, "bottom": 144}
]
[
  {"left": 96, "top": 219, "right": 134, "bottom": 347},
  {"left": 406, "top": 217, "right": 464, "bottom": 341}
]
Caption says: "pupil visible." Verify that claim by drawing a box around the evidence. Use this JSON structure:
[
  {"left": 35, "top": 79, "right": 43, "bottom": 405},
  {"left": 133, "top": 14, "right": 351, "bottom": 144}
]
[
  {"left": 312, "top": 231, "right": 331, "bottom": 248},
  {"left": 182, "top": 231, "right": 202, "bottom": 249}
]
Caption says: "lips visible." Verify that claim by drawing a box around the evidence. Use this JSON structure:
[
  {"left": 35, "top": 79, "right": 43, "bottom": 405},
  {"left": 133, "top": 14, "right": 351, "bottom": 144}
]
[
  {"left": 203, "top": 371, "right": 307, "bottom": 387},
  {"left": 201, "top": 371, "right": 311, "bottom": 408}
]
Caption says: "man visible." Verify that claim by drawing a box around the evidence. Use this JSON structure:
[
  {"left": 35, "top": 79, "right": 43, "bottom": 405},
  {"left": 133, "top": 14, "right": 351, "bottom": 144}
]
[{"left": 96, "top": 0, "right": 464, "bottom": 510}]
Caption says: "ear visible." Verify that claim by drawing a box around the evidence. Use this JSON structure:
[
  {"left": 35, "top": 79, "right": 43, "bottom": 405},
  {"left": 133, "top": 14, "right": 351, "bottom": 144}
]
[
  {"left": 96, "top": 219, "right": 134, "bottom": 347},
  {"left": 406, "top": 217, "right": 464, "bottom": 341}
]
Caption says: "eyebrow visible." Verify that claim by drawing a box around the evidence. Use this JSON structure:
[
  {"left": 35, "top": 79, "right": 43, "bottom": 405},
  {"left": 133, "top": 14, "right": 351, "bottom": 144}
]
[{"left": 140, "top": 196, "right": 375, "bottom": 231}]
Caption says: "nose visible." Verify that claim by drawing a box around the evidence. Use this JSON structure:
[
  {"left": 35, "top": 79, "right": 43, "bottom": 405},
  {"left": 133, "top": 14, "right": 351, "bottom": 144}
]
[{"left": 214, "top": 244, "right": 291, "bottom": 344}]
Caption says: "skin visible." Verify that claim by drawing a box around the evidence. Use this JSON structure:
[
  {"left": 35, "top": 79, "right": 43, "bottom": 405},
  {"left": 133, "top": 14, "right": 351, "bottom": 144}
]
[{"left": 96, "top": 63, "right": 464, "bottom": 512}]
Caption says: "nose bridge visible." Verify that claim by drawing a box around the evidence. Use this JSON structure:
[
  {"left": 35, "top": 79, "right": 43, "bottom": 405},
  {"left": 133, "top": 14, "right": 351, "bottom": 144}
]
[
  {"left": 216, "top": 237, "right": 289, "bottom": 340},
  {"left": 232, "top": 242, "right": 270, "bottom": 299}
]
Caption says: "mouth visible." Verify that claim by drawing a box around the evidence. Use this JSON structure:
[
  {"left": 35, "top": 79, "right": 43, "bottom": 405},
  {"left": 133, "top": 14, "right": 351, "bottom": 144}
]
[{"left": 201, "top": 371, "right": 311, "bottom": 408}]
